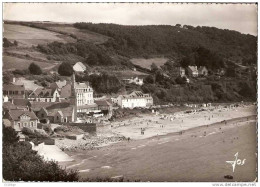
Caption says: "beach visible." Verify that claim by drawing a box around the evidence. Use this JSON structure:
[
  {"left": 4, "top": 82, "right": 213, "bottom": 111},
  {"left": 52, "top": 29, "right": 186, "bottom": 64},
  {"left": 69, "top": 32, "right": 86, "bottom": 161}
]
[
  {"left": 111, "top": 104, "right": 256, "bottom": 140},
  {"left": 59, "top": 104, "right": 257, "bottom": 182}
]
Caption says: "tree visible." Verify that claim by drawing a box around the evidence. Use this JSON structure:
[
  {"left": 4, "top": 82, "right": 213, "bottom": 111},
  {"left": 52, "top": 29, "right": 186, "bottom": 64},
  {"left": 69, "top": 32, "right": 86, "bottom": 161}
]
[
  {"left": 144, "top": 75, "right": 155, "bottom": 84},
  {"left": 2, "top": 125, "right": 79, "bottom": 182},
  {"left": 3, "top": 125, "right": 19, "bottom": 145},
  {"left": 86, "top": 53, "right": 99, "bottom": 66},
  {"left": 175, "top": 76, "right": 186, "bottom": 84},
  {"left": 28, "top": 63, "right": 42, "bottom": 75},
  {"left": 14, "top": 40, "right": 18, "bottom": 46},
  {"left": 226, "top": 67, "right": 236, "bottom": 77},
  {"left": 3, "top": 37, "right": 13, "bottom": 48},
  {"left": 151, "top": 63, "right": 158, "bottom": 73},
  {"left": 58, "top": 62, "right": 73, "bottom": 76}
]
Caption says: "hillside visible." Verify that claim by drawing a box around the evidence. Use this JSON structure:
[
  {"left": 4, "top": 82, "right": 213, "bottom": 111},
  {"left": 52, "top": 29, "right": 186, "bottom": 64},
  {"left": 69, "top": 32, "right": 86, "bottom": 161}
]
[
  {"left": 2, "top": 21, "right": 257, "bottom": 103},
  {"left": 74, "top": 22, "right": 257, "bottom": 63}
]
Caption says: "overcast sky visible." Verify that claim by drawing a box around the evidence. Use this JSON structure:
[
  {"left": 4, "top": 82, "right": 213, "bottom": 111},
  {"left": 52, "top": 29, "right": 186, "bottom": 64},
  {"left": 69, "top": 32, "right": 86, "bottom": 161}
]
[{"left": 3, "top": 3, "right": 258, "bottom": 35}]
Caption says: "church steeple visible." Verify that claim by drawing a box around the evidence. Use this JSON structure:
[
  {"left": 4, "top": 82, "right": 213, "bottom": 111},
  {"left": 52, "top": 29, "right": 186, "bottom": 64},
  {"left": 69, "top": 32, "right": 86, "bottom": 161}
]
[{"left": 70, "top": 73, "right": 77, "bottom": 122}]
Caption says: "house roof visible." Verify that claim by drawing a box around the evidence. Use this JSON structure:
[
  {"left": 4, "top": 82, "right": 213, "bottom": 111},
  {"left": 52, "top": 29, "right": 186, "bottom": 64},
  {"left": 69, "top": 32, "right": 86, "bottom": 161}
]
[
  {"left": 73, "top": 62, "right": 86, "bottom": 72},
  {"left": 119, "top": 91, "right": 152, "bottom": 99},
  {"left": 56, "top": 80, "right": 67, "bottom": 89},
  {"left": 95, "top": 100, "right": 112, "bottom": 107},
  {"left": 77, "top": 103, "right": 98, "bottom": 110},
  {"left": 8, "top": 110, "right": 38, "bottom": 121},
  {"left": 31, "top": 87, "right": 54, "bottom": 97},
  {"left": 198, "top": 66, "right": 207, "bottom": 71},
  {"left": 13, "top": 99, "right": 30, "bottom": 107},
  {"left": 29, "top": 101, "right": 58, "bottom": 111},
  {"left": 60, "top": 83, "right": 71, "bottom": 98},
  {"left": 12, "top": 78, "right": 42, "bottom": 91},
  {"left": 46, "top": 102, "right": 71, "bottom": 110},
  {"left": 74, "top": 82, "right": 91, "bottom": 89},
  {"left": 3, "top": 102, "right": 16, "bottom": 110},
  {"left": 188, "top": 66, "right": 198, "bottom": 72},
  {"left": 3, "top": 84, "right": 25, "bottom": 91},
  {"left": 47, "top": 106, "right": 73, "bottom": 117}
]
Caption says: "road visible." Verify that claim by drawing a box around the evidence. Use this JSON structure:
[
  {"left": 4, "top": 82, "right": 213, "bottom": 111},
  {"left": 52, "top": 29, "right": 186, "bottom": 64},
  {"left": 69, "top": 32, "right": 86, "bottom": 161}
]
[{"left": 60, "top": 116, "right": 257, "bottom": 182}]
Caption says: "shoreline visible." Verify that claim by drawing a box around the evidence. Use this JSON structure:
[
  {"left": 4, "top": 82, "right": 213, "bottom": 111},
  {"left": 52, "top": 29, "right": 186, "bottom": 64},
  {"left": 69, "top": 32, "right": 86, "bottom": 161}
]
[
  {"left": 60, "top": 114, "right": 257, "bottom": 182},
  {"left": 110, "top": 105, "right": 256, "bottom": 140}
]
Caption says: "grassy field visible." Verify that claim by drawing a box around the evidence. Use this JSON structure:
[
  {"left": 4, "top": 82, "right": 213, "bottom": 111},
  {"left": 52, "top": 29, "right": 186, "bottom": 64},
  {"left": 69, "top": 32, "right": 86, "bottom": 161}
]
[
  {"left": 3, "top": 55, "right": 54, "bottom": 70},
  {"left": 130, "top": 57, "right": 168, "bottom": 70},
  {"left": 48, "top": 26, "right": 110, "bottom": 44},
  {"left": 3, "top": 24, "right": 71, "bottom": 47}
]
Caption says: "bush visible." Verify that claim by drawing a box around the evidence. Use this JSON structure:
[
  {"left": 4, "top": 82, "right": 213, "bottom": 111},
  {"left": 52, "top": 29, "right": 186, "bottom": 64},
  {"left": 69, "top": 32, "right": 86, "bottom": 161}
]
[
  {"left": 3, "top": 37, "right": 14, "bottom": 48},
  {"left": 13, "top": 69, "right": 29, "bottom": 76},
  {"left": 58, "top": 62, "right": 73, "bottom": 76},
  {"left": 28, "top": 63, "right": 42, "bottom": 75},
  {"left": 43, "top": 124, "right": 53, "bottom": 135},
  {"left": 3, "top": 125, "right": 79, "bottom": 181}
]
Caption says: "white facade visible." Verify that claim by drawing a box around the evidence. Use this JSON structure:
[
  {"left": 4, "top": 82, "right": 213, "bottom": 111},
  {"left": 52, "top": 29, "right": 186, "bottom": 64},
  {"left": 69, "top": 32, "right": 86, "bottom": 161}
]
[
  {"left": 123, "top": 77, "right": 144, "bottom": 86},
  {"left": 29, "top": 89, "right": 60, "bottom": 102},
  {"left": 116, "top": 91, "right": 153, "bottom": 109},
  {"left": 74, "top": 83, "right": 94, "bottom": 106},
  {"left": 73, "top": 62, "right": 86, "bottom": 73}
]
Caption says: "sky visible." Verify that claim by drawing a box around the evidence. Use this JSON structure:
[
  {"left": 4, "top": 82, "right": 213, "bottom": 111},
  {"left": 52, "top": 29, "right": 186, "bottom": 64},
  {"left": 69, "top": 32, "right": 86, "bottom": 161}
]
[{"left": 3, "top": 3, "right": 258, "bottom": 35}]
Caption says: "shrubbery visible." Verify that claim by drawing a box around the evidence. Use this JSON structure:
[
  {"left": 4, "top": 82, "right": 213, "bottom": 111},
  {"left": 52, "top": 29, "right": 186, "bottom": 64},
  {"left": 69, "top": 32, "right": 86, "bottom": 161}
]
[
  {"left": 28, "top": 63, "right": 42, "bottom": 75},
  {"left": 58, "top": 62, "right": 73, "bottom": 76},
  {"left": 3, "top": 125, "right": 79, "bottom": 181}
]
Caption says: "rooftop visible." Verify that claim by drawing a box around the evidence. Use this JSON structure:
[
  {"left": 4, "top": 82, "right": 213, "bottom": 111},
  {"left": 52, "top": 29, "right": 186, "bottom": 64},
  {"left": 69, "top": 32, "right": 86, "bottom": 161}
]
[
  {"left": 8, "top": 109, "right": 38, "bottom": 121},
  {"left": 3, "top": 84, "right": 25, "bottom": 91}
]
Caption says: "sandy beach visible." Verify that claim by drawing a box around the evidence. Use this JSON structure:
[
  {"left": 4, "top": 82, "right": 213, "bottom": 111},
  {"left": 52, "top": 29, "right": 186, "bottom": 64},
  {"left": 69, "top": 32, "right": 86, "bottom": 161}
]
[
  {"left": 111, "top": 104, "right": 256, "bottom": 140},
  {"left": 58, "top": 104, "right": 257, "bottom": 182},
  {"left": 60, "top": 116, "right": 257, "bottom": 182}
]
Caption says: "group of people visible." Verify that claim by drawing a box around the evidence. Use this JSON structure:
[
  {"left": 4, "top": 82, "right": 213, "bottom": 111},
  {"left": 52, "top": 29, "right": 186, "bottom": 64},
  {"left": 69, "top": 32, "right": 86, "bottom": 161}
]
[{"left": 141, "top": 128, "right": 145, "bottom": 135}]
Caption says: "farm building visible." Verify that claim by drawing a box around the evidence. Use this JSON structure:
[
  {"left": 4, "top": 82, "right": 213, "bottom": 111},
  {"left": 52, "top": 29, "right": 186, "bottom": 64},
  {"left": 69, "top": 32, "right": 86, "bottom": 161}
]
[{"left": 73, "top": 62, "right": 86, "bottom": 73}]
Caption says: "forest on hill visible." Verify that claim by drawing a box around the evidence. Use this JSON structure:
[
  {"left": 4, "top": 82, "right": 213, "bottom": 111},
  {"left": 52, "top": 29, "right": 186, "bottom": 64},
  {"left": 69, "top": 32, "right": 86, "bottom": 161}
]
[
  {"left": 3, "top": 21, "right": 257, "bottom": 103},
  {"left": 74, "top": 22, "right": 257, "bottom": 64}
]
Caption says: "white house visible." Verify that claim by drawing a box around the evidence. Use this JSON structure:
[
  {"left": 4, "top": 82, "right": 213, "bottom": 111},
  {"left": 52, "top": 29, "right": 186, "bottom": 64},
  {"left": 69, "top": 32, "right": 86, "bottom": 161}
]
[
  {"left": 198, "top": 66, "right": 208, "bottom": 76},
  {"left": 28, "top": 87, "right": 60, "bottom": 102},
  {"left": 74, "top": 82, "right": 94, "bottom": 106},
  {"left": 6, "top": 109, "right": 38, "bottom": 131},
  {"left": 116, "top": 91, "right": 153, "bottom": 109},
  {"left": 122, "top": 77, "right": 144, "bottom": 86},
  {"left": 187, "top": 66, "right": 199, "bottom": 77},
  {"left": 73, "top": 62, "right": 86, "bottom": 73}
]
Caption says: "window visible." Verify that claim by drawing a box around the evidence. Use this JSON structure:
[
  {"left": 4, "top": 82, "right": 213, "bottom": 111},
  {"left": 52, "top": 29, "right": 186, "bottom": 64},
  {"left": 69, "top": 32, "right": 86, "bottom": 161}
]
[
  {"left": 23, "top": 122, "right": 28, "bottom": 127},
  {"left": 30, "top": 122, "right": 34, "bottom": 127},
  {"left": 17, "top": 122, "right": 21, "bottom": 127},
  {"left": 41, "top": 113, "right": 44, "bottom": 118}
]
